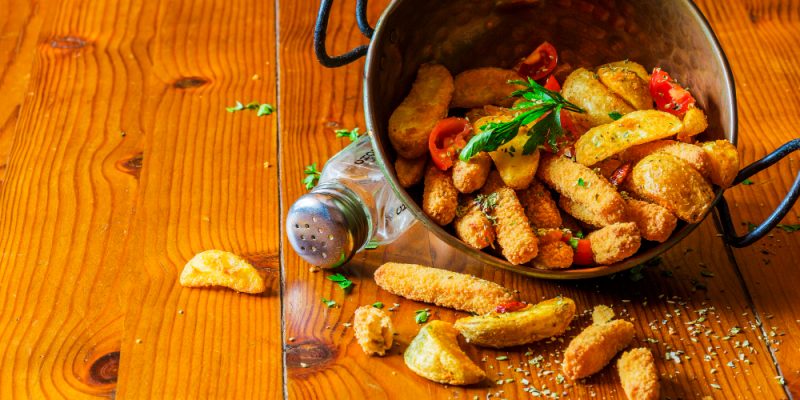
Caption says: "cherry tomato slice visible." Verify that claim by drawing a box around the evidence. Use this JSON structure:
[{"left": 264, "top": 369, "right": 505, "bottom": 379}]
[
  {"left": 515, "top": 42, "right": 558, "bottom": 81},
  {"left": 609, "top": 163, "right": 632, "bottom": 186},
  {"left": 428, "top": 117, "right": 471, "bottom": 171},
  {"left": 650, "top": 68, "right": 696, "bottom": 117},
  {"left": 572, "top": 238, "right": 594, "bottom": 266},
  {"left": 495, "top": 301, "right": 528, "bottom": 314},
  {"left": 543, "top": 75, "right": 561, "bottom": 91}
]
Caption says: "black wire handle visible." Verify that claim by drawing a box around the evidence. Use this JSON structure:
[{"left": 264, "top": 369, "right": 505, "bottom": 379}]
[
  {"left": 715, "top": 138, "right": 800, "bottom": 247},
  {"left": 314, "top": 0, "right": 374, "bottom": 68}
]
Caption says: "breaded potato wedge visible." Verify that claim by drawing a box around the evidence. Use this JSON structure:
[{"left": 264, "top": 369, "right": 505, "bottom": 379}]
[
  {"left": 597, "top": 61, "right": 653, "bottom": 111},
  {"left": 531, "top": 240, "right": 574, "bottom": 270},
  {"left": 620, "top": 140, "right": 711, "bottom": 177},
  {"left": 562, "top": 319, "right": 635, "bottom": 380},
  {"left": 395, "top": 156, "right": 426, "bottom": 188},
  {"left": 700, "top": 140, "right": 740, "bottom": 188},
  {"left": 592, "top": 305, "right": 615, "bottom": 325},
  {"left": 537, "top": 154, "right": 628, "bottom": 225},
  {"left": 586, "top": 222, "right": 641, "bottom": 265},
  {"left": 517, "top": 179, "right": 562, "bottom": 229},
  {"left": 626, "top": 153, "right": 715, "bottom": 223},
  {"left": 388, "top": 64, "right": 454, "bottom": 158},
  {"left": 373, "top": 263, "right": 516, "bottom": 314},
  {"left": 454, "top": 197, "right": 496, "bottom": 250},
  {"left": 451, "top": 68, "right": 521, "bottom": 108},
  {"left": 483, "top": 187, "right": 539, "bottom": 264},
  {"left": 575, "top": 110, "right": 683, "bottom": 166},
  {"left": 422, "top": 165, "right": 458, "bottom": 225},
  {"left": 625, "top": 198, "right": 678, "bottom": 243},
  {"left": 678, "top": 107, "right": 709, "bottom": 142},
  {"left": 453, "top": 152, "right": 492, "bottom": 193},
  {"left": 354, "top": 305, "right": 395, "bottom": 356},
  {"left": 562, "top": 68, "right": 635, "bottom": 132},
  {"left": 489, "top": 133, "right": 541, "bottom": 190},
  {"left": 404, "top": 321, "right": 486, "bottom": 385},
  {"left": 618, "top": 348, "right": 661, "bottom": 400},
  {"left": 454, "top": 297, "right": 576, "bottom": 348}
]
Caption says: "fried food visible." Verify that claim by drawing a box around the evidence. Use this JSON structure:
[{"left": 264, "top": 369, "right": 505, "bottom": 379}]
[
  {"left": 483, "top": 187, "right": 539, "bottom": 264},
  {"left": 454, "top": 196, "right": 496, "bottom": 250},
  {"left": 404, "top": 321, "right": 486, "bottom": 385},
  {"left": 700, "top": 140, "right": 740, "bottom": 188},
  {"left": 575, "top": 110, "right": 683, "bottom": 166},
  {"left": 593, "top": 158, "right": 624, "bottom": 181},
  {"left": 453, "top": 152, "right": 492, "bottom": 193},
  {"left": 373, "top": 262, "right": 516, "bottom": 314},
  {"left": 625, "top": 198, "right": 678, "bottom": 243},
  {"left": 618, "top": 348, "right": 660, "bottom": 400},
  {"left": 586, "top": 222, "right": 641, "bottom": 265},
  {"left": 562, "top": 68, "right": 635, "bottom": 132},
  {"left": 537, "top": 154, "right": 627, "bottom": 225},
  {"left": 422, "top": 164, "right": 459, "bottom": 225},
  {"left": 678, "top": 107, "right": 709, "bottom": 142},
  {"left": 562, "top": 319, "right": 635, "bottom": 380},
  {"left": 597, "top": 60, "right": 653, "bottom": 111},
  {"left": 620, "top": 140, "right": 711, "bottom": 177},
  {"left": 517, "top": 180, "right": 562, "bottom": 229},
  {"left": 626, "top": 153, "right": 715, "bottom": 223},
  {"left": 489, "top": 134, "right": 540, "bottom": 190},
  {"left": 179, "top": 250, "right": 265, "bottom": 294},
  {"left": 354, "top": 305, "right": 395, "bottom": 356},
  {"left": 591, "top": 305, "right": 615, "bottom": 325},
  {"left": 388, "top": 64, "right": 454, "bottom": 158},
  {"left": 396, "top": 156, "right": 426, "bottom": 188},
  {"left": 481, "top": 169, "right": 507, "bottom": 194},
  {"left": 451, "top": 68, "right": 521, "bottom": 108},
  {"left": 531, "top": 239, "right": 574, "bottom": 270},
  {"left": 559, "top": 196, "right": 617, "bottom": 228},
  {"left": 454, "top": 297, "right": 576, "bottom": 348}
]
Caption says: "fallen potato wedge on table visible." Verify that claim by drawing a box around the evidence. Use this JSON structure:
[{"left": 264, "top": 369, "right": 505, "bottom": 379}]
[
  {"left": 179, "top": 250, "right": 265, "bottom": 294},
  {"left": 404, "top": 320, "right": 486, "bottom": 385}
]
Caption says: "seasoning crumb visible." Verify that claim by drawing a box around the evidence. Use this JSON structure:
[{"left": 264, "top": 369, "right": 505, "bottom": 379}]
[
  {"left": 120, "top": 131, "right": 127, "bottom": 137},
  {"left": 178, "top": 309, "right": 184, "bottom": 315},
  {"left": 309, "top": 266, "right": 321, "bottom": 273},
  {"left": 263, "top": 161, "right": 271, "bottom": 169},
  {"left": 252, "top": 74, "right": 260, "bottom": 80},
  {"left": 135, "top": 339, "right": 143, "bottom": 344},
  {"left": 300, "top": 362, "right": 309, "bottom": 368},
  {"left": 343, "top": 322, "right": 352, "bottom": 328},
  {"left": 288, "top": 337, "right": 295, "bottom": 342}
]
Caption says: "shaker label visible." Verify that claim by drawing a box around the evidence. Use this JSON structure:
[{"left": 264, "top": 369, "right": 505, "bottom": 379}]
[
  {"left": 354, "top": 151, "right": 376, "bottom": 165},
  {"left": 395, "top": 204, "right": 407, "bottom": 215}
]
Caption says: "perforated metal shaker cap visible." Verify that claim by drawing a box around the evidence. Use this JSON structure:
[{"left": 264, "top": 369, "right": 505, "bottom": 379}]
[{"left": 286, "top": 184, "right": 370, "bottom": 269}]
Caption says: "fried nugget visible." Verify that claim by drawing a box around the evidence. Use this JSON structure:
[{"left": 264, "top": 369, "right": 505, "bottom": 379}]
[
  {"left": 597, "top": 60, "right": 653, "bottom": 111},
  {"left": 454, "top": 196, "right": 496, "bottom": 250},
  {"left": 395, "top": 156, "right": 426, "bottom": 188},
  {"left": 451, "top": 68, "right": 521, "bottom": 108},
  {"left": 354, "top": 305, "right": 395, "bottom": 356},
  {"left": 388, "top": 64, "right": 454, "bottom": 158},
  {"left": 453, "top": 152, "right": 492, "bottom": 193},
  {"left": 620, "top": 140, "right": 711, "bottom": 177},
  {"left": 700, "top": 140, "right": 740, "bottom": 188},
  {"left": 625, "top": 198, "right": 678, "bottom": 243},
  {"left": 531, "top": 240, "right": 573, "bottom": 270},
  {"left": 586, "top": 222, "right": 641, "bottom": 265},
  {"left": 422, "top": 165, "right": 458, "bottom": 225},
  {"left": 537, "top": 154, "right": 627, "bottom": 225},
  {"left": 618, "top": 348, "right": 660, "bottom": 400},
  {"left": 517, "top": 179, "right": 562, "bottom": 229},
  {"left": 562, "top": 68, "right": 635, "bottom": 132},
  {"left": 484, "top": 187, "right": 539, "bottom": 264},
  {"left": 373, "top": 262, "right": 516, "bottom": 314},
  {"left": 562, "top": 319, "right": 635, "bottom": 380}
]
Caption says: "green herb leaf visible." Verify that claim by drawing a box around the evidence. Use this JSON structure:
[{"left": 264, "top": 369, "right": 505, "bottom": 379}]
[
  {"left": 364, "top": 243, "right": 380, "bottom": 250},
  {"left": 226, "top": 101, "right": 245, "bottom": 113},
  {"left": 474, "top": 193, "right": 499, "bottom": 225},
  {"left": 568, "top": 237, "right": 579, "bottom": 249},
  {"left": 335, "top": 127, "right": 361, "bottom": 142},
  {"left": 495, "top": 355, "right": 509, "bottom": 361},
  {"left": 415, "top": 309, "right": 430, "bottom": 324},
  {"left": 777, "top": 223, "right": 800, "bottom": 232},
  {"left": 608, "top": 111, "right": 623, "bottom": 121},
  {"left": 577, "top": 177, "right": 587, "bottom": 187},
  {"left": 303, "top": 163, "right": 321, "bottom": 190},
  {"left": 741, "top": 178, "right": 754, "bottom": 185},
  {"left": 256, "top": 103, "right": 275, "bottom": 117},
  {"left": 327, "top": 273, "right": 354, "bottom": 293},
  {"left": 575, "top": 231, "right": 585, "bottom": 239},
  {"left": 321, "top": 298, "right": 337, "bottom": 308},
  {"left": 227, "top": 101, "right": 275, "bottom": 116},
  {"left": 372, "top": 302, "right": 384, "bottom": 309},
  {"left": 745, "top": 222, "right": 757, "bottom": 232}
]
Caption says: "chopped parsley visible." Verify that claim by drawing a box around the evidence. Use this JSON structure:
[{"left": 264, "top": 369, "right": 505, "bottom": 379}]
[
  {"left": 372, "top": 302, "right": 384, "bottom": 309},
  {"left": 608, "top": 111, "right": 623, "bottom": 120},
  {"left": 335, "top": 127, "right": 361, "bottom": 142},
  {"left": 777, "top": 223, "right": 800, "bottom": 232},
  {"left": 577, "top": 177, "right": 587, "bottom": 187},
  {"left": 568, "top": 237, "right": 579, "bottom": 249},
  {"left": 321, "top": 298, "right": 337, "bottom": 308},
  {"left": 227, "top": 100, "right": 275, "bottom": 117},
  {"left": 364, "top": 243, "right": 380, "bottom": 250},
  {"left": 741, "top": 178, "right": 754, "bottom": 185},
  {"left": 474, "top": 193, "right": 499, "bottom": 224},
  {"left": 256, "top": 103, "right": 275, "bottom": 117},
  {"left": 327, "top": 273, "right": 354, "bottom": 293},
  {"left": 728, "top": 326, "right": 742, "bottom": 336},
  {"left": 415, "top": 309, "right": 430, "bottom": 324},
  {"left": 303, "top": 163, "right": 321, "bottom": 190},
  {"left": 744, "top": 221, "right": 757, "bottom": 232},
  {"left": 496, "top": 355, "right": 509, "bottom": 361}
]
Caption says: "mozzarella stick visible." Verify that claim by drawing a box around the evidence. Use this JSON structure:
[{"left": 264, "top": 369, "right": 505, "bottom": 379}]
[
  {"left": 517, "top": 180, "right": 562, "bottom": 229},
  {"left": 422, "top": 165, "right": 458, "bottom": 226},
  {"left": 562, "top": 319, "right": 635, "bottom": 380},
  {"left": 586, "top": 222, "right": 641, "bottom": 265},
  {"left": 454, "top": 197, "right": 495, "bottom": 250},
  {"left": 617, "top": 348, "right": 660, "bottom": 400},
  {"left": 452, "top": 152, "right": 492, "bottom": 193},
  {"left": 625, "top": 198, "right": 677, "bottom": 243},
  {"left": 451, "top": 68, "right": 521, "bottom": 108},
  {"left": 531, "top": 240, "right": 573, "bottom": 270},
  {"left": 484, "top": 187, "right": 539, "bottom": 265},
  {"left": 395, "top": 156, "right": 426, "bottom": 188}
]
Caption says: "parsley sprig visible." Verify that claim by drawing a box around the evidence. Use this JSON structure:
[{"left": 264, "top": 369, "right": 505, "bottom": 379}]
[
  {"left": 335, "top": 127, "right": 361, "bottom": 142},
  {"left": 474, "top": 193, "right": 499, "bottom": 225},
  {"left": 459, "top": 77, "right": 584, "bottom": 160},
  {"left": 328, "top": 273, "right": 354, "bottom": 293},
  {"left": 303, "top": 163, "right": 321, "bottom": 190},
  {"left": 226, "top": 101, "right": 275, "bottom": 116},
  {"left": 415, "top": 309, "right": 430, "bottom": 324}
]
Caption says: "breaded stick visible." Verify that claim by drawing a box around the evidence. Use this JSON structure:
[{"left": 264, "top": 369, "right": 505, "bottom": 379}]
[
  {"left": 537, "top": 154, "right": 627, "bottom": 225},
  {"left": 517, "top": 179, "right": 562, "bottom": 229},
  {"left": 617, "top": 348, "right": 660, "bottom": 400},
  {"left": 531, "top": 240, "right": 573, "bottom": 270},
  {"left": 354, "top": 305, "right": 395, "bottom": 356},
  {"left": 586, "top": 222, "right": 641, "bottom": 265},
  {"left": 388, "top": 64, "right": 454, "bottom": 158},
  {"left": 559, "top": 196, "right": 609, "bottom": 228},
  {"left": 452, "top": 152, "right": 491, "bottom": 193},
  {"left": 395, "top": 156, "right": 426, "bottom": 188},
  {"left": 373, "top": 262, "right": 516, "bottom": 315},
  {"left": 481, "top": 186, "right": 539, "bottom": 265},
  {"left": 625, "top": 198, "right": 677, "bottom": 243},
  {"left": 451, "top": 68, "right": 521, "bottom": 108},
  {"left": 562, "top": 319, "right": 635, "bottom": 380},
  {"left": 422, "top": 165, "right": 458, "bottom": 226},
  {"left": 454, "top": 196, "right": 495, "bottom": 250},
  {"left": 678, "top": 107, "right": 708, "bottom": 142}
]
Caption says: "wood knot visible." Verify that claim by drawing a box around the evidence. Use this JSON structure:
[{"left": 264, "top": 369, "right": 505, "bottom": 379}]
[
  {"left": 50, "top": 35, "right": 89, "bottom": 49},
  {"left": 173, "top": 76, "right": 209, "bottom": 89},
  {"left": 285, "top": 340, "right": 335, "bottom": 370},
  {"left": 116, "top": 152, "right": 144, "bottom": 179},
  {"left": 88, "top": 351, "right": 119, "bottom": 385}
]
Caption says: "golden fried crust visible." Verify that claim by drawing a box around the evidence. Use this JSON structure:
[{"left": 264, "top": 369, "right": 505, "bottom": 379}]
[
  {"left": 700, "top": 140, "right": 740, "bottom": 188},
  {"left": 562, "top": 319, "right": 635, "bottom": 380},
  {"left": 679, "top": 107, "right": 709, "bottom": 141},
  {"left": 481, "top": 169, "right": 507, "bottom": 194},
  {"left": 451, "top": 68, "right": 521, "bottom": 108},
  {"left": 454, "top": 197, "right": 496, "bottom": 250},
  {"left": 586, "top": 222, "right": 641, "bottom": 265},
  {"left": 531, "top": 240, "right": 573, "bottom": 270},
  {"left": 562, "top": 68, "right": 635, "bottom": 132},
  {"left": 517, "top": 179, "right": 562, "bottom": 229},
  {"left": 354, "top": 305, "right": 395, "bottom": 356},
  {"left": 388, "top": 64, "right": 454, "bottom": 158},
  {"left": 395, "top": 156, "right": 426, "bottom": 188},
  {"left": 625, "top": 198, "right": 678, "bottom": 243},
  {"left": 617, "top": 348, "right": 660, "bottom": 400},
  {"left": 537, "top": 154, "right": 627, "bottom": 225},
  {"left": 621, "top": 140, "right": 711, "bottom": 177},
  {"left": 597, "top": 61, "right": 653, "bottom": 111},
  {"left": 404, "top": 321, "right": 486, "bottom": 385},
  {"left": 626, "top": 153, "right": 715, "bottom": 223},
  {"left": 373, "top": 263, "right": 516, "bottom": 314},
  {"left": 593, "top": 158, "right": 624, "bottom": 180},
  {"left": 180, "top": 250, "right": 265, "bottom": 294},
  {"left": 559, "top": 196, "right": 608, "bottom": 228},
  {"left": 453, "top": 152, "right": 492, "bottom": 193},
  {"left": 422, "top": 165, "right": 459, "bottom": 226},
  {"left": 489, "top": 187, "right": 539, "bottom": 265}
]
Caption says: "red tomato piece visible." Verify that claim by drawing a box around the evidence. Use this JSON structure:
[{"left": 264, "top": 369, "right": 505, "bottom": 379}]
[
  {"left": 610, "top": 163, "right": 632, "bottom": 186},
  {"left": 650, "top": 68, "right": 696, "bottom": 117},
  {"left": 515, "top": 42, "right": 558, "bottom": 81},
  {"left": 428, "top": 117, "right": 471, "bottom": 170},
  {"left": 543, "top": 75, "right": 561, "bottom": 91},
  {"left": 572, "top": 238, "right": 594, "bottom": 266},
  {"left": 495, "top": 301, "right": 528, "bottom": 314}
]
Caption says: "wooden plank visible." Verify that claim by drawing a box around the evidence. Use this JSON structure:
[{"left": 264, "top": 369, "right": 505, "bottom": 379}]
[{"left": 279, "top": 0, "right": 786, "bottom": 398}]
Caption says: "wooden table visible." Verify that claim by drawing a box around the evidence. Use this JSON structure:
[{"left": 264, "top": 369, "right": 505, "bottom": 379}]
[{"left": 0, "top": 0, "right": 798, "bottom": 398}]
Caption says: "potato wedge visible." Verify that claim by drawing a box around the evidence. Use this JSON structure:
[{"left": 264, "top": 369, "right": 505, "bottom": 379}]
[
  {"left": 620, "top": 140, "right": 711, "bottom": 177},
  {"left": 678, "top": 107, "right": 709, "bottom": 141},
  {"left": 180, "top": 250, "right": 265, "bottom": 294},
  {"left": 597, "top": 60, "right": 653, "bottom": 111},
  {"left": 451, "top": 68, "right": 521, "bottom": 108},
  {"left": 454, "top": 297, "right": 576, "bottom": 348},
  {"left": 562, "top": 68, "right": 635, "bottom": 132},
  {"left": 489, "top": 133, "right": 541, "bottom": 190},
  {"left": 575, "top": 110, "right": 683, "bottom": 166},
  {"left": 618, "top": 348, "right": 661, "bottom": 400},
  {"left": 626, "top": 153, "right": 715, "bottom": 223},
  {"left": 700, "top": 140, "right": 740, "bottom": 188},
  {"left": 404, "top": 321, "right": 486, "bottom": 385}
]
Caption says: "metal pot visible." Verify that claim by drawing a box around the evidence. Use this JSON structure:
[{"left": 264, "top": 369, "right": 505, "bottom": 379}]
[{"left": 313, "top": 0, "right": 800, "bottom": 279}]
